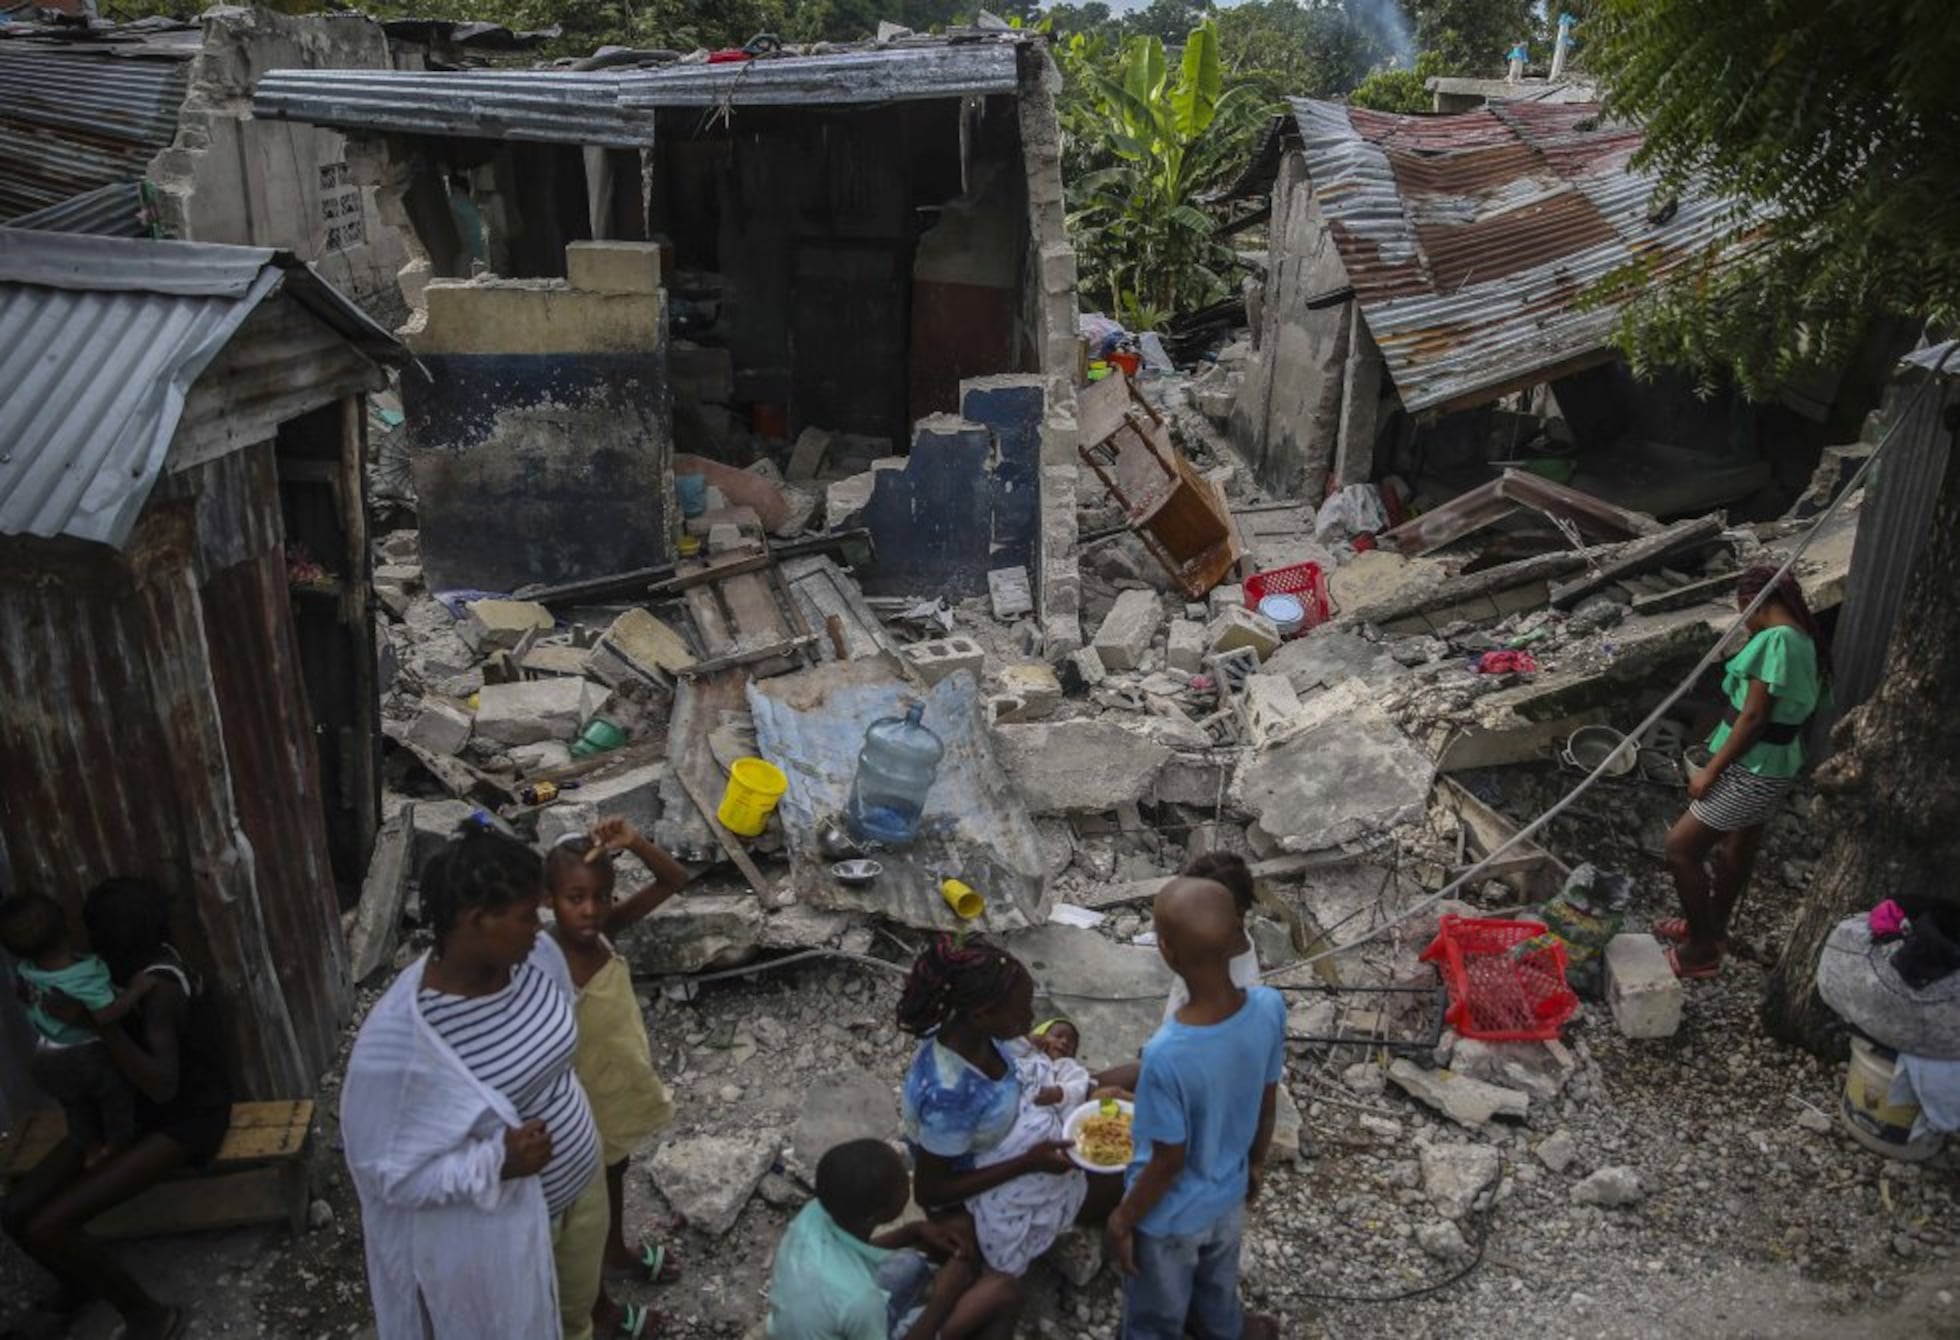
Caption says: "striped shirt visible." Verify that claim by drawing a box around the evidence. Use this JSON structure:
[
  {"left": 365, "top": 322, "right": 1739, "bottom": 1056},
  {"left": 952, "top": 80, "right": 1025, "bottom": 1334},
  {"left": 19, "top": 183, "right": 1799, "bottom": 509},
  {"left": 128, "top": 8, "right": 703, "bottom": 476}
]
[{"left": 420, "top": 961, "right": 599, "bottom": 1217}]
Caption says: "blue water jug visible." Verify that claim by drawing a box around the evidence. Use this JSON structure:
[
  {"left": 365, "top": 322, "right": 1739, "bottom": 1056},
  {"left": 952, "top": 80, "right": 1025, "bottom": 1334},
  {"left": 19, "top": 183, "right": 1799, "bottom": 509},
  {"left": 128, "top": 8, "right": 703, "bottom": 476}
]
[{"left": 846, "top": 703, "right": 944, "bottom": 846}]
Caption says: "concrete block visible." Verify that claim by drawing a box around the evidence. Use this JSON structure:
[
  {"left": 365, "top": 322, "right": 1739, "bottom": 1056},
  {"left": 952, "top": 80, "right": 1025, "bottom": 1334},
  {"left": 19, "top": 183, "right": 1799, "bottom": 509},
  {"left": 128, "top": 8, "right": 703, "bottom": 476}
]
[
  {"left": 461, "top": 599, "right": 554, "bottom": 654},
  {"left": 1240, "top": 673, "right": 1304, "bottom": 748},
  {"left": 574, "top": 762, "right": 667, "bottom": 837},
  {"left": 1039, "top": 240, "right": 1078, "bottom": 296},
  {"left": 588, "top": 608, "right": 694, "bottom": 689},
  {"left": 989, "top": 566, "right": 1035, "bottom": 620},
  {"left": 1207, "top": 645, "right": 1260, "bottom": 694},
  {"left": 405, "top": 700, "right": 472, "bottom": 756},
  {"left": 1207, "top": 605, "right": 1281, "bottom": 662},
  {"left": 902, "top": 636, "right": 984, "bottom": 687},
  {"left": 707, "top": 522, "right": 747, "bottom": 554},
  {"left": 1605, "top": 934, "right": 1683, "bottom": 1039},
  {"left": 1208, "top": 584, "right": 1244, "bottom": 619},
  {"left": 520, "top": 644, "right": 593, "bottom": 679},
  {"left": 1093, "top": 589, "right": 1164, "bottom": 672},
  {"left": 566, "top": 240, "right": 663, "bottom": 295},
  {"left": 993, "top": 719, "right": 1171, "bottom": 814},
  {"left": 474, "top": 677, "right": 603, "bottom": 746},
  {"left": 1065, "top": 645, "right": 1107, "bottom": 690},
  {"left": 1153, "top": 753, "right": 1229, "bottom": 807},
  {"left": 1166, "top": 618, "right": 1206, "bottom": 675},
  {"left": 510, "top": 740, "right": 572, "bottom": 774},
  {"left": 997, "top": 662, "right": 1061, "bottom": 721},
  {"left": 787, "top": 427, "right": 832, "bottom": 482}
]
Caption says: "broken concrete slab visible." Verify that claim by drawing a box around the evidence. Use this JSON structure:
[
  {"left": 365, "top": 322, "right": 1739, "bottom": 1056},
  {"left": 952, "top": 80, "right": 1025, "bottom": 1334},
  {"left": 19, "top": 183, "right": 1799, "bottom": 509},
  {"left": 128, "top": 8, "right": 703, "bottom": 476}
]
[
  {"left": 1263, "top": 628, "right": 1404, "bottom": 695},
  {"left": 347, "top": 805, "right": 414, "bottom": 984},
  {"left": 1230, "top": 681, "right": 1436, "bottom": 853},
  {"left": 994, "top": 719, "right": 1172, "bottom": 815},
  {"left": 824, "top": 460, "right": 906, "bottom": 532},
  {"left": 650, "top": 1131, "right": 780, "bottom": 1237},
  {"left": 786, "top": 427, "right": 833, "bottom": 483},
  {"left": 1065, "top": 646, "right": 1108, "bottom": 690},
  {"left": 409, "top": 798, "right": 480, "bottom": 871},
  {"left": 618, "top": 893, "right": 763, "bottom": 975},
  {"left": 1420, "top": 1142, "right": 1500, "bottom": 1219},
  {"left": 1238, "top": 673, "right": 1304, "bottom": 748},
  {"left": 758, "top": 904, "right": 860, "bottom": 951},
  {"left": 474, "top": 677, "right": 604, "bottom": 746},
  {"left": 536, "top": 802, "right": 597, "bottom": 849},
  {"left": 1093, "top": 589, "right": 1164, "bottom": 672},
  {"left": 461, "top": 598, "right": 554, "bottom": 654},
  {"left": 790, "top": 1066, "right": 896, "bottom": 1176},
  {"left": 996, "top": 662, "right": 1061, "bottom": 721},
  {"left": 573, "top": 761, "right": 667, "bottom": 838},
  {"left": 510, "top": 740, "right": 573, "bottom": 774},
  {"left": 1004, "top": 922, "right": 1174, "bottom": 1069},
  {"left": 405, "top": 700, "right": 472, "bottom": 756},
  {"left": 1270, "top": 1086, "right": 1305, "bottom": 1164},
  {"left": 1207, "top": 604, "right": 1280, "bottom": 661},
  {"left": 1388, "top": 1059, "right": 1529, "bottom": 1127},
  {"left": 1448, "top": 1038, "right": 1569, "bottom": 1107}
]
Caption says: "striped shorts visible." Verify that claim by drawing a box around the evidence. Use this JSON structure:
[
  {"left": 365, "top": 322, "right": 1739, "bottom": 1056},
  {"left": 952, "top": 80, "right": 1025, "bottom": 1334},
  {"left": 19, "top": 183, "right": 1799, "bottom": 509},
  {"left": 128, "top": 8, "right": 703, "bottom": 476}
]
[{"left": 1689, "top": 766, "right": 1794, "bottom": 832}]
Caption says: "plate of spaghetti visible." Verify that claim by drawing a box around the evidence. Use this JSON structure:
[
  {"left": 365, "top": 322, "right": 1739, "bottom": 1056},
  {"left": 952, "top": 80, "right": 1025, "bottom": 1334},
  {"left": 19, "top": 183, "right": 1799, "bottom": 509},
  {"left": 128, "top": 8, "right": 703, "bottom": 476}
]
[{"left": 1063, "top": 1099, "right": 1136, "bottom": 1172}]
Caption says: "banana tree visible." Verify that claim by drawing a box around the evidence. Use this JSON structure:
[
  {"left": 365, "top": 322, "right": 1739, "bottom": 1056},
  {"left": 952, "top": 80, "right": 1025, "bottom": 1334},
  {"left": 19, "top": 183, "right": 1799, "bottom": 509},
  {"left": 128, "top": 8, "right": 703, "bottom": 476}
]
[{"left": 1063, "top": 20, "right": 1258, "bottom": 329}]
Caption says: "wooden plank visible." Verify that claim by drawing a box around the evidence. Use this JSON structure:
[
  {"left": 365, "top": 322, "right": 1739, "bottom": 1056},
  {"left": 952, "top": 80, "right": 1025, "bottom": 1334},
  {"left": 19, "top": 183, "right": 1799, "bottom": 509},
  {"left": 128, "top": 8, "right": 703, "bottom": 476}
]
[
  {"left": 3, "top": 1101, "right": 314, "bottom": 1177},
  {"left": 683, "top": 581, "right": 734, "bottom": 655},
  {"left": 645, "top": 552, "right": 773, "bottom": 597},
  {"left": 676, "top": 636, "right": 818, "bottom": 678},
  {"left": 1629, "top": 567, "right": 1741, "bottom": 615},
  {"left": 82, "top": 1164, "right": 298, "bottom": 1241},
  {"left": 721, "top": 570, "right": 790, "bottom": 647},
  {"left": 666, "top": 671, "right": 782, "bottom": 905},
  {"left": 347, "top": 803, "right": 413, "bottom": 984}
]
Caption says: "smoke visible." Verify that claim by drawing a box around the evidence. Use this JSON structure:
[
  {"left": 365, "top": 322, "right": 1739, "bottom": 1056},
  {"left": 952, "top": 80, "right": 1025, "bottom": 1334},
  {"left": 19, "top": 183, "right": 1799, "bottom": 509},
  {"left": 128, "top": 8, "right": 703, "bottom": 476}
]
[{"left": 1346, "top": 0, "right": 1414, "bottom": 68}]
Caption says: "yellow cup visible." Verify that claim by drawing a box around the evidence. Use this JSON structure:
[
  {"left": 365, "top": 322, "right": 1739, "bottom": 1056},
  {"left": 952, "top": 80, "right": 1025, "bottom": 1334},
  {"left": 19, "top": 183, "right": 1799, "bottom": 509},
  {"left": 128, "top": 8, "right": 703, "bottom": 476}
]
[
  {"left": 716, "top": 757, "right": 788, "bottom": 837},
  {"left": 940, "top": 878, "right": 985, "bottom": 920}
]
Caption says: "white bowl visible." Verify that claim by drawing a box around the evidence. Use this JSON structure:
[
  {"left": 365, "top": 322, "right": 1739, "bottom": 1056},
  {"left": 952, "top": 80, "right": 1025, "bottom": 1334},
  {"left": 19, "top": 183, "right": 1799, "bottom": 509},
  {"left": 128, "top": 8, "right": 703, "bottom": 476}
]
[{"left": 1063, "top": 1098, "right": 1136, "bottom": 1173}]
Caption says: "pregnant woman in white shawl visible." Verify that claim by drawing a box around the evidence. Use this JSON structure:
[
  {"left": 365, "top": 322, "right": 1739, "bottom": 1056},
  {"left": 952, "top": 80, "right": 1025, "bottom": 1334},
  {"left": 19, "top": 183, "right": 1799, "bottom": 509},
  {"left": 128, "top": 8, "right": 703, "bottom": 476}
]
[{"left": 342, "top": 824, "right": 600, "bottom": 1339}]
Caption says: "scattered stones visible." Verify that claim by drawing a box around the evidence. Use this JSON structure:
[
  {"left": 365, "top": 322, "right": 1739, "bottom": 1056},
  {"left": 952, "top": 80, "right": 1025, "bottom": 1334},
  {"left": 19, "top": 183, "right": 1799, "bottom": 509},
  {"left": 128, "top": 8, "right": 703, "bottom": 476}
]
[
  {"left": 1448, "top": 1039, "right": 1568, "bottom": 1107},
  {"left": 1419, "top": 1142, "right": 1500, "bottom": 1219},
  {"left": 902, "top": 635, "right": 985, "bottom": 687},
  {"left": 1415, "top": 1218, "right": 1471, "bottom": 1262},
  {"left": 1387, "top": 1060, "right": 1529, "bottom": 1128},
  {"left": 473, "top": 677, "right": 603, "bottom": 746},
  {"left": 650, "top": 1131, "right": 781, "bottom": 1236},
  {"left": 1571, "top": 1165, "right": 1645, "bottom": 1207},
  {"left": 306, "top": 1199, "right": 335, "bottom": 1231},
  {"left": 1605, "top": 933, "right": 1684, "bottom": 1039},
  {"left": 1092, "top": 589, "right": 1164, "bottom": 672},
  {"left": 1535, "top": 1129, "right": 1578, "bottom": 1174},
  {"left": 1045, "top": 1227, "right": 1105, "bottom": 1288}
]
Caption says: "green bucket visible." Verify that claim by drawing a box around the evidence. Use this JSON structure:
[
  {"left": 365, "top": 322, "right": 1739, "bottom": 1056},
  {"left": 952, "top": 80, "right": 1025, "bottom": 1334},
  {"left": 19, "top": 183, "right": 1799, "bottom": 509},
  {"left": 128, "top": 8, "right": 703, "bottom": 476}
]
[{"left": 570, "top": 716, "right": 627, "bottom": 758}]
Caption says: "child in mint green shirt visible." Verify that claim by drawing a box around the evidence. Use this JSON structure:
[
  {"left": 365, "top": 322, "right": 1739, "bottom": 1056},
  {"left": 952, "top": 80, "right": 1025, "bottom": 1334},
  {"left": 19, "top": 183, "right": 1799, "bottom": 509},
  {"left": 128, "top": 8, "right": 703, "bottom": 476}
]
[{"left": 2, "top": 893, "right": 151, "bottom": 1152}]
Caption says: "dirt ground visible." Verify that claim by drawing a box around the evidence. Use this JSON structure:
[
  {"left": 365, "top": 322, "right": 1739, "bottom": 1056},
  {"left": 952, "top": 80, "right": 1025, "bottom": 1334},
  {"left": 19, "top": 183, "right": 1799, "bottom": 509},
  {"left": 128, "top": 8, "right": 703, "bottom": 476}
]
[{"left": 4, "top": 867, "right": 1958, "bottom": 1340}]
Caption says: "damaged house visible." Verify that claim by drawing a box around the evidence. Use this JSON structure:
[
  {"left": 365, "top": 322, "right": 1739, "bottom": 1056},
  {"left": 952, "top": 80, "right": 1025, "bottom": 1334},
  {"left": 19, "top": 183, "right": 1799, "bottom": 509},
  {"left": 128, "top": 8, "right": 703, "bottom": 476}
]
[
  {"left": 0, "top": 230, "right": 407, "bottom": 1098},
  {"left": 1217, "top": 98, "right": 1896, "bottom": 522},
  {"left": 251, "top": 33, "right": 1082, "bottom": 646}
]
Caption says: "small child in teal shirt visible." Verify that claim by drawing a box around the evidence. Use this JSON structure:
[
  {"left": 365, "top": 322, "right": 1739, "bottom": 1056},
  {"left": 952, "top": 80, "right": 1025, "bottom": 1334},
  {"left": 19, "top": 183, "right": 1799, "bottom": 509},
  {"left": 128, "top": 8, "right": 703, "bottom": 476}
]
[{"left": 2, "top": 893, "right": 151, "bottom": 1154}]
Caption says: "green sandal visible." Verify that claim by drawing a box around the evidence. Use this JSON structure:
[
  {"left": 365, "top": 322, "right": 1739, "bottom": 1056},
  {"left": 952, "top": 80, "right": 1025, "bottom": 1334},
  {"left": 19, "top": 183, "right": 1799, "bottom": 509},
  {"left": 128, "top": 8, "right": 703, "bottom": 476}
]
[
  {"left": 615, "top": 1302, "right": 658, "bottom": 1338},
  {"left": 605, "top": 1240, "right": 680, "bottom": 1285}
]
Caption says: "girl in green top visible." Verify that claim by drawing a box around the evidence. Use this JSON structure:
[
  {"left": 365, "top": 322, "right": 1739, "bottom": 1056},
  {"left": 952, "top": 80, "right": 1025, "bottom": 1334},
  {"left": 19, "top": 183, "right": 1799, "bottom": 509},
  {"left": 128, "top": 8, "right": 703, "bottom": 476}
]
[{"left": 1661, "top": 566, "right": 1830, "bottom": 978}]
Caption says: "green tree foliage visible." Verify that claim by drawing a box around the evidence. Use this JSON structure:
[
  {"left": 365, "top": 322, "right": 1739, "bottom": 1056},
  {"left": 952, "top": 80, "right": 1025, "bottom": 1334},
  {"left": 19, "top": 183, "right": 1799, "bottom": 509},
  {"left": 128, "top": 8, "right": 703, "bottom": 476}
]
[
  {"left": 1060, "top": 19, "right": 1257, "bottom": 327},
  {"left": 1406, "top": 0, "right": 1535, "bottom": 76},
  {"left": 1587, "top": 0, "right": 1960, "bottom": 395},
  {"left": 1349, "top": 48, "right": 1444, "bottom": 112},
  {"left": 1214, "top": 0, "right": 1382, "bottom": 99}
]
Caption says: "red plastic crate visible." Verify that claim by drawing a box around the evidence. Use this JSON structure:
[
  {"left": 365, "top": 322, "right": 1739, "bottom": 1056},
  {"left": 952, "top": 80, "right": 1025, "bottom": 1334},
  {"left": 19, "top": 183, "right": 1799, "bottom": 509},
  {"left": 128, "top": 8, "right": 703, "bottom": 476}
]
[
  {"left": 1242, "top": 562, "right": 1331, "bottom": 639},
  {"left": 1418, "top": 915, "right": 1579, "bottom": 1042}
]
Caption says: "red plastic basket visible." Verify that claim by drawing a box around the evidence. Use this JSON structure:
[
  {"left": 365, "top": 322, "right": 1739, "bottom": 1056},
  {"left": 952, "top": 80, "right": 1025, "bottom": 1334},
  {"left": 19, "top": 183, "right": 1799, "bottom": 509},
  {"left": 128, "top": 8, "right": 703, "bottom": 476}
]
[
  {"left": 1242, "top": 562, "right": 1331, "bottom": 639},
  {"left": 1419, "top": 915, "right": 1579, "bottom": 1042}
]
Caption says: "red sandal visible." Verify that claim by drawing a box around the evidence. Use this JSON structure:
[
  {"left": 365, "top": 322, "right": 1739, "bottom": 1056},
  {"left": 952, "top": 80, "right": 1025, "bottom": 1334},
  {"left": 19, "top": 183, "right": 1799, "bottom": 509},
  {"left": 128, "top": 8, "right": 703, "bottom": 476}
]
[{"left": 1665, "top": 945, "right": 1721, "bottom": 980}]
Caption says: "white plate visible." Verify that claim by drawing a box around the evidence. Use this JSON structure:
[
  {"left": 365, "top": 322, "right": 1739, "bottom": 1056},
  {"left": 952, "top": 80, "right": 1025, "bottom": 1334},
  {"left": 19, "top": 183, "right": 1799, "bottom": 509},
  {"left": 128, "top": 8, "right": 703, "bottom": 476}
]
[{"left": 1063, "top": 1099, "right": 1135, "bottom": 1173}]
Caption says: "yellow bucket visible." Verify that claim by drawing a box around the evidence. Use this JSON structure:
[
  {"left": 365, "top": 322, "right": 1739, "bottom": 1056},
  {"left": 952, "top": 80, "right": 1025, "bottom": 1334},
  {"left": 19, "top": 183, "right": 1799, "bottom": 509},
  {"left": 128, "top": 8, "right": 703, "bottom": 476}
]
[{"left": 717, "top": 757, "right": 787, "bottom": 837}]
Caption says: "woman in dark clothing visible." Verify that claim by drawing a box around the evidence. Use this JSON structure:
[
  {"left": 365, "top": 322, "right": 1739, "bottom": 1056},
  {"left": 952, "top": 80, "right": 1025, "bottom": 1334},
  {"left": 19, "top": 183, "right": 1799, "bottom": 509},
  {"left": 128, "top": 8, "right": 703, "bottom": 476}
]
[{"left": 1, "top": 878, "right": 230, "bottom": 1339}]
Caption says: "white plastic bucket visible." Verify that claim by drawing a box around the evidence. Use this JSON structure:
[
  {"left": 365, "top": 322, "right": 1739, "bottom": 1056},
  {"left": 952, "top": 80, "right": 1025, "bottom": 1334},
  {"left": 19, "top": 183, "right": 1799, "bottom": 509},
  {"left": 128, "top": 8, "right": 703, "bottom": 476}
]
[{"left": 1840, "top": 1036, "right": 1945, "bottom": 1162}]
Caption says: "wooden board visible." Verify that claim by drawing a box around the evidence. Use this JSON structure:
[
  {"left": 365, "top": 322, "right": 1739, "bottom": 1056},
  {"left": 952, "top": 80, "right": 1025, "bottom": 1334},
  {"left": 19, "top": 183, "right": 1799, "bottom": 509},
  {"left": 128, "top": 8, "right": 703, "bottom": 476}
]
[{"left": 0, "top": 1101, "right": 315, "bottom": 1177}]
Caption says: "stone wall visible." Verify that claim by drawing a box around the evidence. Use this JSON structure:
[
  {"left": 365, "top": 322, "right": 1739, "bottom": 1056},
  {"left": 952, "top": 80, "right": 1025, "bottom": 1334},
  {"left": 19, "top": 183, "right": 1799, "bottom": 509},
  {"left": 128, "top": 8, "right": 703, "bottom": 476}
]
[
  {"left": 147, "top": 7, "right": 412, "bottom": 328},
  {"left": 404, "top": 242, "right": 674, "bottom": 593}
]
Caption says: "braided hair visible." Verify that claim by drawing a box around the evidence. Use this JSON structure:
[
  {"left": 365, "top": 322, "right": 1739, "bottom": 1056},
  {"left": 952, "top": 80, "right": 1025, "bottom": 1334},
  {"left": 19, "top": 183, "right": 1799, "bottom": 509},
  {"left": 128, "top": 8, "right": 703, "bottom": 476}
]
[
  {"left": 1181, "top": 851, "right": 1255, "bottom": 917},
  {"left": 896, "top": 934, "right": 1024, "bottom": 1037},
  {"left": 419, "top": 821, "right": 542, "bottom": 953},
  {"left": 543, "top": 835, "right": 616, "bottom": 899},
  {"left": 1738, "top": 565, "right": 1833, "bottom": 682}
]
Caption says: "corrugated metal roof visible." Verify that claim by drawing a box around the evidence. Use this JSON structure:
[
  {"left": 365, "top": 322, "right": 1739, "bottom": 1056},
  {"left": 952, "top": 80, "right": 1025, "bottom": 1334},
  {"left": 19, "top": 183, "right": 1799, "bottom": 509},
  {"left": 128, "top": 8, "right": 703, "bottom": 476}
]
[
  {"left": 252, "top": 39, "right": 1026, "bottom": 146},
  {"left": 0, "top": 231, "right": 407, "bottom": 548},
  {"left": 1276, "top": 97, "right": 1758, "bottom": 413},
  {"left": 0, "top": 46, "right": 191, "bottom": 220},
  {"left": 7, "top": 180, "right": 148, "bottom": 237}
]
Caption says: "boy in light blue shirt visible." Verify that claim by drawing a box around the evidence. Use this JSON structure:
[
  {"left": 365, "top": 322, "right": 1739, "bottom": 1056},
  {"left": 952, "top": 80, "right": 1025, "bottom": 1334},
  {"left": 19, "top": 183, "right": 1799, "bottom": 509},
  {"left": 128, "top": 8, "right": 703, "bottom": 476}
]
[{"left": 1108, "top": 878, "right": 1285, "bottom": 1340}]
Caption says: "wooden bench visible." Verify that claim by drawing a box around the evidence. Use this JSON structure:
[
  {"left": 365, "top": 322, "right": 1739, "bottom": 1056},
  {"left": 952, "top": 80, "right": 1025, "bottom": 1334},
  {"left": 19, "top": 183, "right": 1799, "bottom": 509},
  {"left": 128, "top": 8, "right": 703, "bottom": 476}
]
[{"left": 0, "top": 1100, "right": 315, "bottom": 1239}]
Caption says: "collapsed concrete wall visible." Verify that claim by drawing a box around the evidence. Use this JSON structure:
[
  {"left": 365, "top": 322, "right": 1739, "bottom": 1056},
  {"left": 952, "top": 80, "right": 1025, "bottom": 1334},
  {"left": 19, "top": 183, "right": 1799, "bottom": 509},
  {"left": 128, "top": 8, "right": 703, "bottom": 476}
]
[
  {"left": 404, "top": 242, "right": 675, "bottom": 593},
  {"left": 1231, "top": 148, "right": 1386, "bottom": 500},
  {"left": 147, "top": 7, "right": 412, "bottom": 326}
]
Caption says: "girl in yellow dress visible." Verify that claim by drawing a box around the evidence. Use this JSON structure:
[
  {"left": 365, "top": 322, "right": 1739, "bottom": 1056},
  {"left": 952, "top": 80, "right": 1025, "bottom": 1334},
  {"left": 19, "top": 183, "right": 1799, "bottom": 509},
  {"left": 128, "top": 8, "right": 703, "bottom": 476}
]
[{"left": 547, "top": 818, "right": 692, "bottom": 1338}]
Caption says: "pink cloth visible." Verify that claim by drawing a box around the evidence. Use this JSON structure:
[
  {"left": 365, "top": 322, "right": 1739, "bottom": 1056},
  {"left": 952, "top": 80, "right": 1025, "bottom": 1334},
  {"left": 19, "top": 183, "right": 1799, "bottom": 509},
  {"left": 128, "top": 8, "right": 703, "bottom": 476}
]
[
  {"left": 1475, "top": 650, "right": 1539, "bottom": 675},
  {"left": 1869, "top": 899, "right": 1908, "bottom": 938}
]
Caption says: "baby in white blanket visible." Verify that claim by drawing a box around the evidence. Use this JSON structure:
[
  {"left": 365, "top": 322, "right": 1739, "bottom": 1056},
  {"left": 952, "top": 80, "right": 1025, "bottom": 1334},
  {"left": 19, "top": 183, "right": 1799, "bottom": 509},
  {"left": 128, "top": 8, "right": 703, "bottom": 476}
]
[{"left": 965, "top": 1021, "right": 1096, "bottom": 1275}]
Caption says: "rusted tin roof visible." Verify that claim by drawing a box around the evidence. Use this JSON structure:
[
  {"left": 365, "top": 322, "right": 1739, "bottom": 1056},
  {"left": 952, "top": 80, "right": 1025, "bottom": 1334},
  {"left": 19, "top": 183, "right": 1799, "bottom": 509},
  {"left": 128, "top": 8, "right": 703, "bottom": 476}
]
[
  {"left": 253, "top": 37, "right": 1028, "bottom": 146},
  {"left": 1265, "top": 98, "right": 1754, "bottom": 413},
  {"left": 0, "top": 232, "right": 405, "bottom": 547},
  {"left": 0, "top": 43, "right": 191, "bottom": 221}
]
